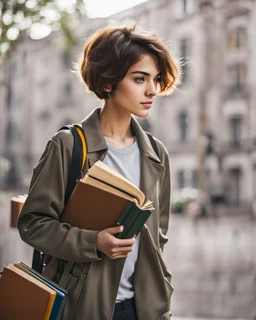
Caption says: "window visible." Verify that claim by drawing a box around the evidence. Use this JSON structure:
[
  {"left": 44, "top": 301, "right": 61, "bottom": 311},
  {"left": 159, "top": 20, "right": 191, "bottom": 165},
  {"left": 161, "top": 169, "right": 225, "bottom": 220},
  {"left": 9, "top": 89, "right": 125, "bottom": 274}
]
[
  {"left": 229, "top": 168, "right": 241, "bottom": 206},
  {"left": 229, "top": 64, "right": 246, "bottom": 93},
  {"left": 177, "top": 170, "right": 185, "bottom": 189},
  {"left": 192, "top": 170, "right": 198, "bottom": 188},
  {"left": 180, "top": 0, "right": 194, "bottom": 15},
  {"left": 178, "top": 111, "right": 188, "bottom": 142},
  {"left": 64, "top": 79, "right": 72, "bottom": 96},
  {"left": 228, "top": 26, "right": 247, "bottom": 49},
  {"left": 253, "top": 165, "right": 256, "bottom": 198},
  {"left": 177, "top": 169, "right": 195, "bottom": 189},
  {"left": 230, "top": 117, "right": 242, "bottom": 147},
  {"left": 7, "top": 78, "right": 12, "bottom": 110},
  {"left": 236, "top": 27, "right": 247, "bottom": 48},
  {"left": 180, "top": 38, "right": 191, "bottom": 84}
]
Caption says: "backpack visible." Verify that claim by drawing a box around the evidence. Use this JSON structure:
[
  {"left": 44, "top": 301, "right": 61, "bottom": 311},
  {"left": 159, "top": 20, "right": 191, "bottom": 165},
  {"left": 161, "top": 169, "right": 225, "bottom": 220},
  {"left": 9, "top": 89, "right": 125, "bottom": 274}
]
[{"left": 32, "top": 125, "right": 159, "bottom": 274}]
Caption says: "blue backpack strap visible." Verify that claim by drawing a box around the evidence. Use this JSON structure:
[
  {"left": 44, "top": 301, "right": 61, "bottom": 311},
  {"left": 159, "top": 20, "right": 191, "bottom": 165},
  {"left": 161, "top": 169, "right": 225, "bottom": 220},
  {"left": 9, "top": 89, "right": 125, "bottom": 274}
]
[{"left": 146, "top": 132, "right": 160, "bottom": 159}]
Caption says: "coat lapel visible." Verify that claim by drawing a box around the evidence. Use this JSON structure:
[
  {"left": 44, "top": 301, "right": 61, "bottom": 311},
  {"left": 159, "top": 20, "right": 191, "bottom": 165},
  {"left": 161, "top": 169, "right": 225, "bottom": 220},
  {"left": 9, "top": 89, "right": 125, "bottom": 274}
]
[
  {"left": 140, "top": 154, "right": 164, "bottom": 200},
  {"left": 130, "top": 116, "right": 165, "bottom": 200},
  {"left": 80, "top": 108, "right": 107, "bottom": 172},
  {"left": 87, "top": 150, "right": 107, "bottom": 169}
]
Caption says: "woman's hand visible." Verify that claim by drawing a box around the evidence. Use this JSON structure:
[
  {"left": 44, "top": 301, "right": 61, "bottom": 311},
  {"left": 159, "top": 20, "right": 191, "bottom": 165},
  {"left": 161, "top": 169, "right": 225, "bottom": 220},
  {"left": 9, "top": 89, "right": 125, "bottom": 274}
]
[{"left": 96, "top": 225, "right": 136, "bottom": 260}]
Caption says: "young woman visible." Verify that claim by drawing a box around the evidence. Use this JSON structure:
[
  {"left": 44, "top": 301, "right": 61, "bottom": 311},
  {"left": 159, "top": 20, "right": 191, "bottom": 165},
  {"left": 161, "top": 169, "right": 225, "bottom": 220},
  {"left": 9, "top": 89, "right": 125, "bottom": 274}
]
[{"left": 18, "top": 24, "right": 179, "bottom": 320}]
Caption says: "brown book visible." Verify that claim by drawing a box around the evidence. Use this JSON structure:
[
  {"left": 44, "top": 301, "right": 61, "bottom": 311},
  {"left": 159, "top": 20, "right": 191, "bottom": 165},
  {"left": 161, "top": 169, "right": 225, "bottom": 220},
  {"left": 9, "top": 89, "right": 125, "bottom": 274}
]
[
  {"left": 0, "top": 264, "right": 56, "bottom": 320},
  {"left": 11, "top": 161, "right": 154, "bottom": 232},
  {"left": 10, "top": 195, "right": 27, "bottom": 228},
  {"left": 60, "top": 160, "right": 154, "bottom": 230}
]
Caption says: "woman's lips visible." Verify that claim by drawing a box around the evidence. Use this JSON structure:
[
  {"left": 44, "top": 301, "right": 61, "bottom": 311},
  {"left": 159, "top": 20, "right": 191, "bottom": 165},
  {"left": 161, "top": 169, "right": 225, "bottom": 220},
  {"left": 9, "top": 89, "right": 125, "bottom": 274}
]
[{"left": 141, "top": 102, "right": 153, "bottom": 109}]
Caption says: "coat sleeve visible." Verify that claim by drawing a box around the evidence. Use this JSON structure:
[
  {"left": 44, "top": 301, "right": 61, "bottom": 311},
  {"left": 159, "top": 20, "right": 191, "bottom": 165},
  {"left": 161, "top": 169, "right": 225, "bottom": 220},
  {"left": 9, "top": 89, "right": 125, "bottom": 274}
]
[
  {"left": 156, "top": 141, "right": 171, "bottom": 252},
  {"left": 18, "top": 131, "right": 102, "bottom": 263}
]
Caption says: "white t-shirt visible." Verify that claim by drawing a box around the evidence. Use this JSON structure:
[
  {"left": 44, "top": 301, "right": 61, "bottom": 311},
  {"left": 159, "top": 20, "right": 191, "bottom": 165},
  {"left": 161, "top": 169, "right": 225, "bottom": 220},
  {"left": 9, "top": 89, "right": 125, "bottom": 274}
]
[{"left": 103, "top": 137, "right": 141, "bottom": 302}]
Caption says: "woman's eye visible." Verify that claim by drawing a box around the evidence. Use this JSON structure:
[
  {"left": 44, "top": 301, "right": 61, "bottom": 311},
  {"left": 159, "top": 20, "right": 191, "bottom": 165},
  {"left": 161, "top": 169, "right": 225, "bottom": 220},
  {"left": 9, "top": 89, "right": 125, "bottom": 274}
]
[
  {"left": 154, "top": 77, "right": 161, "bottom": 83},
  {"left": 135, "top": 77, "right": 144, "bottom": 83}
]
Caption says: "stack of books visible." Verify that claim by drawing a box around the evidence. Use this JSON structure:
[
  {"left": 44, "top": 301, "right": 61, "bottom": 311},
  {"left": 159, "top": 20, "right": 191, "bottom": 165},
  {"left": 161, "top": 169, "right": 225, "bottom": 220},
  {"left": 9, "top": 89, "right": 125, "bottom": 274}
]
[{"left": 0, "top": 262, "right": 67, "bottom": 319}]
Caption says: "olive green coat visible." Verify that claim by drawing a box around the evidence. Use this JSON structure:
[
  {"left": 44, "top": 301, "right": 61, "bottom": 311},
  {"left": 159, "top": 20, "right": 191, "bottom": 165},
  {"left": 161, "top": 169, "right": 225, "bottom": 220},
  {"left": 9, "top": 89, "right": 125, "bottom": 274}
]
[{"left": 18, "top": 108, "right": 173, "bottom": 320}]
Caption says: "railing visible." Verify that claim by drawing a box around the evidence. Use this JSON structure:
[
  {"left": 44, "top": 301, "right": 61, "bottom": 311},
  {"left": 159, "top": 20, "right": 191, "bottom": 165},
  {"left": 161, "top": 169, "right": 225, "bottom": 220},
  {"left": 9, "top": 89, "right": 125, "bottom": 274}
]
[
  {"left": 224, "top": 84, "right": 250, "bottom": 100},
  {"left": 219, "top": 138, "right": 256, "bottom": 154}
]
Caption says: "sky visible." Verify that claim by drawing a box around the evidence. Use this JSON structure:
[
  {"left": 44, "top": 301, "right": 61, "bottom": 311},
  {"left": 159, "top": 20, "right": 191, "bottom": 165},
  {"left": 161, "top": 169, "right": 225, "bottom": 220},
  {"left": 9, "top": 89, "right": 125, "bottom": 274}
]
[
  {"left": 86, "top": 0, "right": 149, "bottom": 18},
  {"left": 2, "top": 0, "right": 150, "bottom": 46}
]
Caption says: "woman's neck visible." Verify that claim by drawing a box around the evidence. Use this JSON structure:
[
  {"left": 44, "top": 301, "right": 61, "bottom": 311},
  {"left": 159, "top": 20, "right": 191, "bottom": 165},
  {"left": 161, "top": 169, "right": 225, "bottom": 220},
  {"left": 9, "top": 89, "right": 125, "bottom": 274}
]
[{"left": 99, "top": 104, "right": 134, "bottom": 143}]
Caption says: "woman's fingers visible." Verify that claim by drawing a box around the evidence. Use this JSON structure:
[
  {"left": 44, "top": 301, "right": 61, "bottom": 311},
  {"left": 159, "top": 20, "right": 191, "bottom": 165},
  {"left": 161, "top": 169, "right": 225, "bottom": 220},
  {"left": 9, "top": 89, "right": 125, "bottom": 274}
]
[
  {"left": 97, "top": 227, "right": 137, "bottom": 259},
  {"left": 112, "top": 246, "right": 133, "bottom": 254},
  {"left": 108, "top": 246, "right": 134, "bottom": 259},
  {"left": 113, "top": 255, "right": 128, "bottom": 259},
  {"left": 114, "top": 238, "right": 136, "bottom": 247}
]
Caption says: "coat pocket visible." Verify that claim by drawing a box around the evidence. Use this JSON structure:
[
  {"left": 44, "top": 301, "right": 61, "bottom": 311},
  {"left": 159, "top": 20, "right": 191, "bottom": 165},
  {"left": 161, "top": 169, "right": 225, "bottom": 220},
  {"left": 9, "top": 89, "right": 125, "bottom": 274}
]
[
  {"left": 143, "top": 225, "right": 174, "bottom": 316},
  {"left": 144, "top": 226, "right": 174, "bottom": 296},
  {"left": 157, "top": 311, "right": 172, "bottom": 320},
  {"left": 156, "top": 250, "right": 174, "bottom": 296},
  {"left": 155, "top": 246, "right": 174, "bottom": 301},
  {"left": 59, "top": 264, "right": 88, "bottom": 320}
]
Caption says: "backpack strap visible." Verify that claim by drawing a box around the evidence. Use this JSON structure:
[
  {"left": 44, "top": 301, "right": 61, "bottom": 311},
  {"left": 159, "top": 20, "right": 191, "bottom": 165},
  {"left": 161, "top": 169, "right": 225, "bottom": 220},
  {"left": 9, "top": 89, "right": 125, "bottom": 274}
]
[
  {"left": 146, "top": 132, "right": 160, "bottom": 159},
  {"left": 74, "top": 125, "right": 87, "bottom": 170},
  {"left": 59, "top": 125, "right": 87, "bottom": 203},
  {"left": 32, "top": 124, "right": 87, "bottom": 273}
]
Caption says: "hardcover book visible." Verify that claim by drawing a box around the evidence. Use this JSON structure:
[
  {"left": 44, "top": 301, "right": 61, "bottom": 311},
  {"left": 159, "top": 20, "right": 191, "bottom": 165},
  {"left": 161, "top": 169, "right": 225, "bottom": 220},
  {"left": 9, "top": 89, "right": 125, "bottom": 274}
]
[
  {"left": 11, "top": 161, "right": 153, "bottom": 238},
  {"left": 60, "top": 160, "right": 153, "bottom": 237},
  {"left": 0, "top": 264, "right": 56, "bottom": 320},
  {"left": 13, "top": 262, "right": 67, "bottom": 320}
]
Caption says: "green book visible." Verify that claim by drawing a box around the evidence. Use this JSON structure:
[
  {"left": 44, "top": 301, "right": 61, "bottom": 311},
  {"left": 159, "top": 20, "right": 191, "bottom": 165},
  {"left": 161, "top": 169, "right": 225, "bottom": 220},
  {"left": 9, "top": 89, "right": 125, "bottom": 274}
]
[{"left": 115, "top": 202, "right": 151, "bottom": 239}]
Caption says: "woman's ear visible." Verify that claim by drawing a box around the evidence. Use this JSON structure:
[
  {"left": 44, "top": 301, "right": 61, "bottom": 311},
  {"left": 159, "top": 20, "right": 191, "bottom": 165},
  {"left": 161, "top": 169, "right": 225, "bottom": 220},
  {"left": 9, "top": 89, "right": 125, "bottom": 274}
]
[{"left": 104, "top": 85, "right": 112, "bottom": 93}]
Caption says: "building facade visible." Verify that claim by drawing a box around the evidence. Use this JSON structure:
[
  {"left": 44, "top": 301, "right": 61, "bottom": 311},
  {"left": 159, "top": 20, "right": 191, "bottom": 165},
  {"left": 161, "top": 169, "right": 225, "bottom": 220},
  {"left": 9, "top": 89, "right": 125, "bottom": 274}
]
[{"left": 0, "top": 0, "right": 255, "bottom": 215}]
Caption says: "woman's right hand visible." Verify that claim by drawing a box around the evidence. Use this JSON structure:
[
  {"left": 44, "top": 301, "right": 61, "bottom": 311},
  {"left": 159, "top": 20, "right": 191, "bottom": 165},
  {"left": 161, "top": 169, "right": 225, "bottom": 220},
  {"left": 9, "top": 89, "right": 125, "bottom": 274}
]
[{"left": 96, "top": 225, "right": 136, "bottom": 259}]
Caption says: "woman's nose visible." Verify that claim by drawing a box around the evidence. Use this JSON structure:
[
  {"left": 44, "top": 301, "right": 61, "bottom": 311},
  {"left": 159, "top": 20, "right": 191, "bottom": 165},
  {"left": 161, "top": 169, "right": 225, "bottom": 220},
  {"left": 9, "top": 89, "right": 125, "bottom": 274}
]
[{"left": 146, "top": 81, "right": 157, "bottom": 97}]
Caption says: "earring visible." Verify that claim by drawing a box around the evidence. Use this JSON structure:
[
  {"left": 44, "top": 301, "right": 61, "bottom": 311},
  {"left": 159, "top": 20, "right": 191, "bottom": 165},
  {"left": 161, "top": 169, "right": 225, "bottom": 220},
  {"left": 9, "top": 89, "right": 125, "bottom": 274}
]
[{"left": 104, "top": 87, "right": 111, "bottom": 92}]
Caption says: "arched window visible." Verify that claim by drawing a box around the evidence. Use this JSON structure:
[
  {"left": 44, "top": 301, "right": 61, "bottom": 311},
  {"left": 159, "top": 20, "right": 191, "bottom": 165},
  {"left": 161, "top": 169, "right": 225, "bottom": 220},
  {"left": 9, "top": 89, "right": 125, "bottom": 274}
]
[{"left": 64, "top": 79, "right": 72, "bottom": 96}]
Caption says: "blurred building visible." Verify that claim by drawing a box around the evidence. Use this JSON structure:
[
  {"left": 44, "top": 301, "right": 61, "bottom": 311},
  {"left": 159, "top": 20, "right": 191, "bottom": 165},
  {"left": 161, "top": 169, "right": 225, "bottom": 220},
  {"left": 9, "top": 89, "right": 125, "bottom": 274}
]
[{"left": 0, "top": 0, "right": 256, "bottom": 215}]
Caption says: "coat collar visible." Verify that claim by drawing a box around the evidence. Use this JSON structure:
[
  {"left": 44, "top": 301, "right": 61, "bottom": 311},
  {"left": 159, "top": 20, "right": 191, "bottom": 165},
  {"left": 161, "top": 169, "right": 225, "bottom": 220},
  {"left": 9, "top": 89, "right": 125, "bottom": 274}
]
[
  {"left": 81, "top": 107, "right": 160, "bottom": 162},
  {"left": 81, "top": 107, "right": 164, "bottom": 200}
]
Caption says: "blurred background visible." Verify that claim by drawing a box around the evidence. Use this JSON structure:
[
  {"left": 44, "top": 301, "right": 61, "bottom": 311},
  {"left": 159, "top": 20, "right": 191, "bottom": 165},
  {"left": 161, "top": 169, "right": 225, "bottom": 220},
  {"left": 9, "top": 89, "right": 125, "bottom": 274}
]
[{"left": 0, "top": 0, "right": 256, "bottom": 318}]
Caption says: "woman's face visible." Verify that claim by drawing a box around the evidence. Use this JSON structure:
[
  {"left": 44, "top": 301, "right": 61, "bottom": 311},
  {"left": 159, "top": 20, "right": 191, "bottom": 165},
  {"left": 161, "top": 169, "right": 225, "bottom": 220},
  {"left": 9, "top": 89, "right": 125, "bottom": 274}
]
[{"left": 106, "top": 54, "right": 161, "bottom": 118}]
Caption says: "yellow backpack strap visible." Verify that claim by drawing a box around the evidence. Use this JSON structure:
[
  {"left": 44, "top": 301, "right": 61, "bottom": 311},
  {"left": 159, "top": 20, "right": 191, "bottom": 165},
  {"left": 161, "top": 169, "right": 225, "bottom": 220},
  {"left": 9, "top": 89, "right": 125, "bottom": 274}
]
[{"left": 74, "top": 125, "right": 87, "bottom": 169}]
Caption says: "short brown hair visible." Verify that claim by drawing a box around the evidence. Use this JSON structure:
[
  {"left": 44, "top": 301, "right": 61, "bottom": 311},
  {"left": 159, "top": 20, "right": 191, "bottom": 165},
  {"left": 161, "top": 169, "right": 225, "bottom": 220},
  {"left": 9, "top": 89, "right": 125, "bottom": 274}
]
[{"left": 76, "top": 24, "right": 180, "bottom": 99}]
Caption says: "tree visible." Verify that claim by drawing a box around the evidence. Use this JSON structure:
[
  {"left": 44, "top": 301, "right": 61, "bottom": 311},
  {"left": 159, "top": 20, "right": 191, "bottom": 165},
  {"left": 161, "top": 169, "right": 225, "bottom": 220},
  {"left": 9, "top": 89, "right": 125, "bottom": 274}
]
[{"left": 0, "top": 0, "right": 87, "bottom": 62}]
